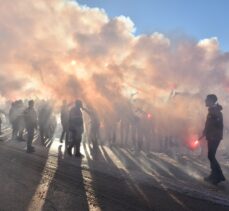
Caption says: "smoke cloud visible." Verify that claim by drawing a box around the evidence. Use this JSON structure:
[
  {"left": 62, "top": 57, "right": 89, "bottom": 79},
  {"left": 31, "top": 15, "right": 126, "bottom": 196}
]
[{"left": 1, "top": 0, "right": 229, "bottom": 148}]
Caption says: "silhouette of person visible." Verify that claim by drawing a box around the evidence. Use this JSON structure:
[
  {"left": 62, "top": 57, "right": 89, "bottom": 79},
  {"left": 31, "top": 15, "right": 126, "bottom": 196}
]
[
  {"left": 9, "top": 102, "right": 17, "bottom": 139},
  {"left": 68, "top": 100, "right": 84, "bottom": 157},
  {"left": 60, "top": 100, "right": 69, "bottom": 143},
  {"left": 38, "top": 100, "right": 53, "bottom": 144},
  {"left": 17, "top": 100, "right": 26, "bottom": 141},
  {"left": 202, "top": 94, "right": 225, "bottom": 185},
  {"left": 82, "top": 105, "right": 100, "bottom": 151},
  {"left": 24, "top": 100, "right": 38, "bottom": 153}
]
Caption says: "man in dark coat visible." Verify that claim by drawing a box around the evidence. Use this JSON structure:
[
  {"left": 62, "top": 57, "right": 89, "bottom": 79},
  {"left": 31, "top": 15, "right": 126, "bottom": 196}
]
[{"left": 203, "top": 94, "right": 225, "bottom": 185}]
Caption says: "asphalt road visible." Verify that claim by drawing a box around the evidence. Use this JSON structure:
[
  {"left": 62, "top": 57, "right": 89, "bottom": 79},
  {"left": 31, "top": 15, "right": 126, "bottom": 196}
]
[{"left": 0, "top": 130, "right": 229, "bottom": 211}]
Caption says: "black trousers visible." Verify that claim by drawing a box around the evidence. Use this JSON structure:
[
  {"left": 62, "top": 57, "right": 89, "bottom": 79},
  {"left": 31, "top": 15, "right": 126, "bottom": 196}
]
[
  {"left": 69, "top": 130, "right": 82, "bottom": 155},
  {"left": 60, "top": 125, "right": 68, "bottom": 142},
  {"left": 27, "top": 127, "right": 35, "bottom": 150},
  {"left": 207, "top": 139, "right": 224, "bottom": 179}
]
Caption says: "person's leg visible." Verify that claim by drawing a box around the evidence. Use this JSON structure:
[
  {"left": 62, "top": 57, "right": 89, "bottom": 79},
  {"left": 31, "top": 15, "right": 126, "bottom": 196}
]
[
  {"left": 75, "top": 139, "right": 80, "bottom": 156},
  {"left": 65, "top": 129, "right": 69, "bottom": 149},
  {"left": 75, "top": 129, "right": 83, "bottom": 157},
  {"left": 67, "top": 130, "right": 75, "bottom": 156},
  {"left": 12, "top": 123, "right": 16, "bottom": 139},
  {"left": 27, "top": 128, "right": 35, "bottom": 152},
  {"left": 67, "top": 142, "right": 73, "bottom": 155},
  {"left": 207, "top": 139, "right": 224, "bottom": 181},
  {"left": 65, "top": 129, "right": 69, "bottom": 143},
  {"left": 60, "top": 129, "right": 66, "bottom": 143},
  {"left": 75, "top": 136, "right": 82, "bottom": 156},
  {"left": 18, "top": 129, "right": 24, "bottom": 141},
  {"left": 12, "top": 122, "right": 19, "bottom": 140},
  {"left": 40, "top": 126, "right": 44, "bottom": 144}
]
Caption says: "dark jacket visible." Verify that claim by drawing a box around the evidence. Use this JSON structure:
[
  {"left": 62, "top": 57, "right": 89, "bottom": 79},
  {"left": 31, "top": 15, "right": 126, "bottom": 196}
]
[
  {"left": 204, "top": 104, "right": 223, "bottom": 140},
  {"left": 69, "top": 107, "right": 83, "bottom": 132},
  {"left": 24, "top": 107, "right": 38, "bottom": 129},
  {"left": 61, "top": 105, "right": 69, "bottom": 128}
]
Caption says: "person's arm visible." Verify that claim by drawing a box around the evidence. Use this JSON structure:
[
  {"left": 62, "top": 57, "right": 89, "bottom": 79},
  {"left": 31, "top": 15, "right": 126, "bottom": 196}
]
[{"left": 199, "top": 134, "right": 205, "bottom": 140}]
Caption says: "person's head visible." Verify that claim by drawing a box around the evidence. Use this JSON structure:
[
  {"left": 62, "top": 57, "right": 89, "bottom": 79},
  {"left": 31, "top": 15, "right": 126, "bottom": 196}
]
[
  {"left": 18, "top": 99, "right": 22, "bottom": 103},
  {"left": 28, "top": 100, "right": 34, "bottom": 108},
  {"left": 205, "top": 94, "right": 217, "bottom": 107},
  {"left": 75, "top": 100, "right": 83, "bottom": 109}
]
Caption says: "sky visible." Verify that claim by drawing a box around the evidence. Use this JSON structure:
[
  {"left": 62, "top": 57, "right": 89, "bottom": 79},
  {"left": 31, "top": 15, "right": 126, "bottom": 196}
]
[{"left": 77, "top": 0, "right": 229, "bottom": 52}]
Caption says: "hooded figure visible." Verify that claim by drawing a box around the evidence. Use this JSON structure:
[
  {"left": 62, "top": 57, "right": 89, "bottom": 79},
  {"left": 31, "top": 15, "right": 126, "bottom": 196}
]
[{"left": 203, "top": 94, "right": 225, "bottom": 185}]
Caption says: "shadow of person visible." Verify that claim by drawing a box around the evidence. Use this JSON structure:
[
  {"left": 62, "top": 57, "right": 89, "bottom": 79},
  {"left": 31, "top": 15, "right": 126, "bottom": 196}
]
[
  {"left": 0, "top": 131, "right": 50, "bottom": 211},
  {"left": 42, "top": 143, "right": 89, "bottom": 211}
]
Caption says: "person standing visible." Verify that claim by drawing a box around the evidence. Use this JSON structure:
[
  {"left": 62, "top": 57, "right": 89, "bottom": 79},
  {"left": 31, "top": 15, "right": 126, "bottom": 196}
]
[
  {"left": 24, "top": 100, "right": 38, "bottom": 153},
  {"left": 68, "top": 100, "right": 84, "bottom": 157},
  {"left": 60, "top": 100, "right": 69, "bottom": 143},
  {"left": 9, "top": 102, "right": 18, "bottom": 140},
  {"left": 202, "top": 94, "right": 225, "bottom": 185},
  {"left": 82, "top": 105, "right": 100, "bottom": 152}
]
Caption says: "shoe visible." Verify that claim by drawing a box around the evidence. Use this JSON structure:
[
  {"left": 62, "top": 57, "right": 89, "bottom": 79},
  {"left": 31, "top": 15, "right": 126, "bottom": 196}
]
[
  {"left": 212, "top": 178, "right": 221, "bottom": 185},
  {"left": 211, "top": 175, "right": 226, "bottom": 185},
  {"left": 217, "top": 175, "right": 226, "bottom": 182}
]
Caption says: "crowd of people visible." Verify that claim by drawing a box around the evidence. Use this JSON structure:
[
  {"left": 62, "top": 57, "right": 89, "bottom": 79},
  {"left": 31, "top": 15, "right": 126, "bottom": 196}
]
[
  {"left": 0, "top": 94, "right": 226, "bottom": 184},
  {"left": 7, "top": 99, "right": 57, "bottom": 152},
  {"left": 0, "top": 98, "right": 162, "bottom": 156},
  {"left": 60, "top": 94, "right": 226, "bottom": 185}
]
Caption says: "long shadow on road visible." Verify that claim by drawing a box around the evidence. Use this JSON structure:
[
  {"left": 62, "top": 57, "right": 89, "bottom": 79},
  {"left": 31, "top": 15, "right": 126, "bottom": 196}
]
[
  {"left": 0, "top": 135, "right": 49, "bottom": 211},
  {"left": 83, "top": 144, "right": 153, "bottom": 211},
  {"left": 42, "top": 144, "right": 90, "bottom": 211}
]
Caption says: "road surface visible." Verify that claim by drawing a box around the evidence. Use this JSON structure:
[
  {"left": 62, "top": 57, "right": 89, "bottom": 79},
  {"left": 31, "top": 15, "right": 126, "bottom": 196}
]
[{"left": 0, "top": 128, "right": 229, "bottom": 211}]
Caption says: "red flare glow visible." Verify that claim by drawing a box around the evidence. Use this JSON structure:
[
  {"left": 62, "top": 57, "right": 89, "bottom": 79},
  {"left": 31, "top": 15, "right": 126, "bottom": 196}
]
[
  {"left": 187, "top": 135, "right": 200, "bottom": 150},
  {"left": 147, "top": 113, "right": 152, "bottom": 119}
]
